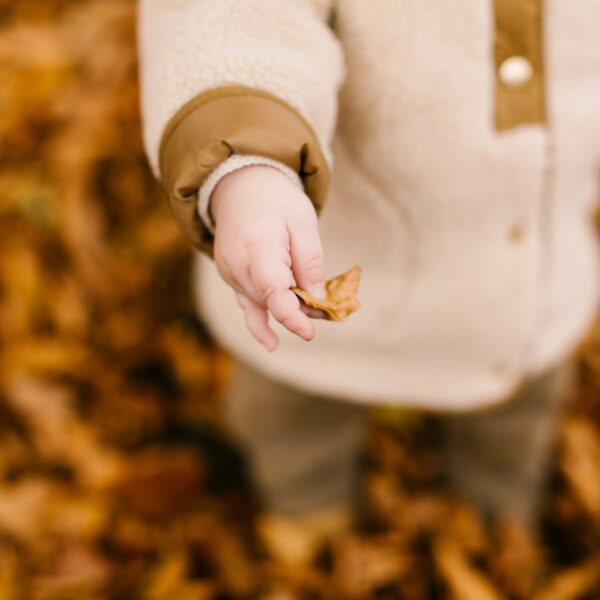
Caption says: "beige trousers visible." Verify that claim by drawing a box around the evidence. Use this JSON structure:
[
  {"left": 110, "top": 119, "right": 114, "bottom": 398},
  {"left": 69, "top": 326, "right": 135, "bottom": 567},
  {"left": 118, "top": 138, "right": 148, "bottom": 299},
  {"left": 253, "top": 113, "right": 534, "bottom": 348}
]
[{"left": 225, "top": 360, "right": 574, "bottom": 524}]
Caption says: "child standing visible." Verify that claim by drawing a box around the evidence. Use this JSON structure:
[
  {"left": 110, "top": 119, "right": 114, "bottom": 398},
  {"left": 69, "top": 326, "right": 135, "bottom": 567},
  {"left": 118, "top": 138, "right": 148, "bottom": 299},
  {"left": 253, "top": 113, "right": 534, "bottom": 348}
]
[{"left": 138, "top": 0, "right": 600, "bottom": 559}]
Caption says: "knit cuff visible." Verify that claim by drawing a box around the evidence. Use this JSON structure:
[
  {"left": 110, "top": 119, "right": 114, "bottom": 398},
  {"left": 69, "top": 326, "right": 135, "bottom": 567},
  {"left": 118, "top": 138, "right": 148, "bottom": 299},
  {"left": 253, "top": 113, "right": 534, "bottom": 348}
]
[{"left": 197, "top": 154, "right": 305, "bottom": 234}]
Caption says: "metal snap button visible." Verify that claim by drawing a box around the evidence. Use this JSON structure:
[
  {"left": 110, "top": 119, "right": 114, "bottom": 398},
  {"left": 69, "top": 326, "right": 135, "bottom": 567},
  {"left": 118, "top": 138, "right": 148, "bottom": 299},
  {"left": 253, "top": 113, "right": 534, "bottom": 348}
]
[{"left": 499, "top": 56, "right": 534, "bottom": 89}]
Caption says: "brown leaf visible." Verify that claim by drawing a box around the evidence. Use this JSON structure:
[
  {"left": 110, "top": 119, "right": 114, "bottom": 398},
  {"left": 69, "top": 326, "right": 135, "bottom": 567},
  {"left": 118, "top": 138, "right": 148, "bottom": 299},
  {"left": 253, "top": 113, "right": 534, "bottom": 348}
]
[
  {"left": 5, "top": 373, "right": 123, "bottom": 489},
  {"left": 532, "top": 558, "right": 600, "bottom": 600},
  {"left": 0, "top": 548, "right": 21, "bottom": 600},
  {"left": 112, "top": 451, "right": 204, "bottom": 519},
  {"left": 330, "top": 535, "right": 412, "bottom": 599},
  {"left": 32, "top": 541, "right": 111, "bottom": 599},
  {"left": 292, "top": 266, "right": 362, "bottom": 322},
  {"left": 560, "top": 418, "right": 600, "bottom": 517},
  {"left": 0, "top": 480, "right": 53, "bottom": 542},
  {"left": 434, "top": 537, "right": 505, "bottom": 600},
  {"left": 144, "top": 551, "right": 215, "bottom": 600},
  {"left": 488, "top": 520, "right": 542, "bottom": 599}
]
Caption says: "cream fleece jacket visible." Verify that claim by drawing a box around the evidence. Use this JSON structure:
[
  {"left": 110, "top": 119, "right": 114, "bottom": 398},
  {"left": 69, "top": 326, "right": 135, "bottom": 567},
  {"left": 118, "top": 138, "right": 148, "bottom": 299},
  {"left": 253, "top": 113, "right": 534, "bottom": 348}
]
[{"left": 139, "top": 0, "right": 600, "bottom": 410}]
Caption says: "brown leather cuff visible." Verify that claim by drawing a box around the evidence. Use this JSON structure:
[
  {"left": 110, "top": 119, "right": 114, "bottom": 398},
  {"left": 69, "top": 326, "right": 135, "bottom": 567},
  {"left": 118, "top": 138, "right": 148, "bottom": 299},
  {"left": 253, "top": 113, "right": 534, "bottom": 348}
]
[{"left": 159, "top": 86, "right": 330, "bottom": 255}]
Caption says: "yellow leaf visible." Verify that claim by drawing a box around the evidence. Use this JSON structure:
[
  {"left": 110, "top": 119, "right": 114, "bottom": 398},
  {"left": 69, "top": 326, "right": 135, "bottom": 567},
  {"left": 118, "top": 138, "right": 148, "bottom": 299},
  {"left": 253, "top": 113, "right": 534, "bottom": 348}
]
[
  {"left": 533, "top": 558, "right": 600, "bottom": 600},
  {"left": 434, "top": 537, "right": 505, "bottom": 600},
  {"left": 292, "top": 266, "right": 362, "bottom": 322}
]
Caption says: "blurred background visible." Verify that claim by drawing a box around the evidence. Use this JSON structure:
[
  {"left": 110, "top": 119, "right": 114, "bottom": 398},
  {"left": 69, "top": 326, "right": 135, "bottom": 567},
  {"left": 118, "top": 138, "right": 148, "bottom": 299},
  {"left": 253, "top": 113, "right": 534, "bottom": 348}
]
[{"left": 1, "top": 1, "right": 600, "bottom": 598}]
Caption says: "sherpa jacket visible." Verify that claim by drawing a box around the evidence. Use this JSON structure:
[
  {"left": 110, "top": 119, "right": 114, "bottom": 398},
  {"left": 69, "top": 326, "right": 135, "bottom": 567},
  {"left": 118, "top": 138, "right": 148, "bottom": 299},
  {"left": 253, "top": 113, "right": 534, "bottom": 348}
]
[{"left": 138, "top": 0, "right": 600, "bottom": 410}]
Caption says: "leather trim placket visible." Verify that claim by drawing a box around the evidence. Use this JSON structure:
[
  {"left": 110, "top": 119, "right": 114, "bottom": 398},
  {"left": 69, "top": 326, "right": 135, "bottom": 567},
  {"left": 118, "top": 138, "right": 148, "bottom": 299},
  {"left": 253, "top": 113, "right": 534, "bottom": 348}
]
[{"left": 494, "top": 0, "right": 547, "bottom": 130}]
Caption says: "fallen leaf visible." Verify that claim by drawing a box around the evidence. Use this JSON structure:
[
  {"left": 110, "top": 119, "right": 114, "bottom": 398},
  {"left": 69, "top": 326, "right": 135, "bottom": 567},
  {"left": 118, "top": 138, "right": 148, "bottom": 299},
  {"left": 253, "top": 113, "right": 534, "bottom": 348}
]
[
  {"left": 560, "top": 418, "right": 600, "bottom": 517},
  {"left": 292, "top": 266, "right": 362, "bottom": 322},
  {"left": 434, "top": 537, "right": 505, "bottom": 600},
  {"left": 112, "top": 451, "right": 204, "bottom": 519},
  {"left": 144, "top": 551, "right": 215, "bottom": 600},
  {"left": 0, "top": 481, "right": 53, "bottom": 542},
  {"left": 330, "top": 535, "right": 413, "bottom": 599},
  {"left": 532, "top": 557, "right": 600, "bottom": 600}
]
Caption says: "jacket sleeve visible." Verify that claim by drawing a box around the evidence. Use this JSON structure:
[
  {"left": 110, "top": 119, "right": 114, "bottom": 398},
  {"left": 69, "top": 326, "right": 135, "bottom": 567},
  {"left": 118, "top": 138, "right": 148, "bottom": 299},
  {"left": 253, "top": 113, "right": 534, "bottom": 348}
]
[{"left": 137, "top": 0, "right": 346, "bottom": 253}]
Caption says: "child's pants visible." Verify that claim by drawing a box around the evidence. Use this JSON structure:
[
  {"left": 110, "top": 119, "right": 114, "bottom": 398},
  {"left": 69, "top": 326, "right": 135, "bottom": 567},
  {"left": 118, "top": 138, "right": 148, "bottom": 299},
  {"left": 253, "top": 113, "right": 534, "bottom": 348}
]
[{"left": 225, "top": 360, "right": 574, "bottom": 524}]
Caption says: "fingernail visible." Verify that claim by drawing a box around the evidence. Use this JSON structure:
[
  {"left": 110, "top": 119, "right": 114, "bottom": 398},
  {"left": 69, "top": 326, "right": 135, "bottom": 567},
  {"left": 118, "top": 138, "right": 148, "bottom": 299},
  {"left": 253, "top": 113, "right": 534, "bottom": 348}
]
[
  {"left": 309, "top": 284, "right": 326, "bottom": 299},
  {"left": 301, "top": 327, "right": 314, "bottom": 341}
]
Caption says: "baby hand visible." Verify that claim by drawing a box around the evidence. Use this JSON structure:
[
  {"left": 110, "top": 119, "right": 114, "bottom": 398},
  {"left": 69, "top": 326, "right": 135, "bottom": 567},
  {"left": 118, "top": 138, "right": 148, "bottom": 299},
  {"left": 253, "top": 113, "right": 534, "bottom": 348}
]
[{"left": 211, "top": 165, "right": 325, "bottom": 351}]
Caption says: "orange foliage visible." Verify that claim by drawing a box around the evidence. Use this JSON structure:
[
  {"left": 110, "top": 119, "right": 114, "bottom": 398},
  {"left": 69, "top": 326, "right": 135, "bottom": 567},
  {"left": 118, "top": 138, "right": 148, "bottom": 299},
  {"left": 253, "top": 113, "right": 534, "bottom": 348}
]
[{"left": 1, "top": 2, "right": 600, "bottom": 598}]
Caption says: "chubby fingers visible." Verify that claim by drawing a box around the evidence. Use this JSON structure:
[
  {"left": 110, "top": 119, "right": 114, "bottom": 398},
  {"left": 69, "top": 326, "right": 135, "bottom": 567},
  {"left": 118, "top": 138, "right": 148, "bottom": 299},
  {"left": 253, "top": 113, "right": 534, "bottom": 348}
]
[
  {"left": 265, "top": 288, "right": 315, "bottom": 340},
  {"left": 289, "top": 215, "right": 326, "bottom": 299},
  {"left": 248, "top": 249, "right": 315, "bottom": 341},
  {"left": 235, "top": 293, "right": 279, "bottom": 351},
  {"left": 287, "top": 215, "right": 327, "bottom": 319}
]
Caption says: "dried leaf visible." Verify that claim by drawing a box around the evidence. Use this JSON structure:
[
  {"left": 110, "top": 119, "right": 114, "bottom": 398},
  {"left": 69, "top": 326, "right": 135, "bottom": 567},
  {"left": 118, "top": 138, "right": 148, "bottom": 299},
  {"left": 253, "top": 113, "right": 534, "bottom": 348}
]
[
  {"left": 330, "top": 535, "right": 412, "bottom": 599},
  {"left": 533, "top": 558, "right": 600, "bottom": 600},
  {"left": 112, "top": 452, "right": 204, "bottom": 519},
  {"left": 560, "top": 418, "right": 600, "bottom": 517},
  {"left": 0, "top": 480, "right": 53, "bottom": 542},
  {"left": 292, "top": 266, "right": 362, "bottom": 322},
  {"left": 32, "top": 542, "right": 111, "bottom": 599},
  {"left": 0, "top": 548, "right": 21, "bottom": 600},
  {"left": 434, "top": 537, "right": 505, "bottom": 600},
  {"left": 488, "top": 520, "right": 542, "bottom": 599},
  {"left": 257, "top": 513, "right": 326, "bottom": 567},
  {"left": 144, "top": 551, "right": 215, "bottom": 600}
]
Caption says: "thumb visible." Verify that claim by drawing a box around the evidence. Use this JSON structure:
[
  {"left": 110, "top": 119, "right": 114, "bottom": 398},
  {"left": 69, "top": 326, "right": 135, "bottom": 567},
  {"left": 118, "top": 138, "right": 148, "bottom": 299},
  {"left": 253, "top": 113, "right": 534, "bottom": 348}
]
[{"left": 290, "top": 222, "right": 326, "bottom": 299}]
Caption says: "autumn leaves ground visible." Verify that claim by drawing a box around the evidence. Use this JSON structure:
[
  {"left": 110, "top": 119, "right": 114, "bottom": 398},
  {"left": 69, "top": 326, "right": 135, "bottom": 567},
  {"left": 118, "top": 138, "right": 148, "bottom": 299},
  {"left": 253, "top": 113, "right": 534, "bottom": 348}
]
[{"left": 1, "top": 1, "right": 600, "bottom": 598}]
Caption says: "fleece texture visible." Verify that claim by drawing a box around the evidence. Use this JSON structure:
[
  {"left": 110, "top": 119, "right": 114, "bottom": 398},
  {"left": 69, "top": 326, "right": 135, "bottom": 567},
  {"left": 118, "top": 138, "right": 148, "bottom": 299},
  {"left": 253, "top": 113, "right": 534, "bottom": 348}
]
[
  {"left": 138, "top": 0, "right": 344, "bottom": 175},
  {"left": 139, "top": 0, "right": 600, "bottom": 410}
]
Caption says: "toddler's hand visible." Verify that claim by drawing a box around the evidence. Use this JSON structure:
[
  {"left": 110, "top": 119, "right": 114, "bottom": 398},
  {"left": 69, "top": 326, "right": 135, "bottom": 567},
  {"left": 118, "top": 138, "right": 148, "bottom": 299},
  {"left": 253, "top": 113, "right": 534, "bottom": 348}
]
[{"left": 211, "top": 165, "right": 325, "bottom": 351}]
